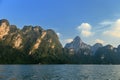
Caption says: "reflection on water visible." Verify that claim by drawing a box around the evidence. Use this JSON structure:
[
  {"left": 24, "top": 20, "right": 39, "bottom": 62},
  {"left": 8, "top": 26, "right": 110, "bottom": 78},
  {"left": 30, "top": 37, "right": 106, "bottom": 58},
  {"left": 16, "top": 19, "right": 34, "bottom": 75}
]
[{"left": 0, "top": 65, "right": 120, "bottom": 80}]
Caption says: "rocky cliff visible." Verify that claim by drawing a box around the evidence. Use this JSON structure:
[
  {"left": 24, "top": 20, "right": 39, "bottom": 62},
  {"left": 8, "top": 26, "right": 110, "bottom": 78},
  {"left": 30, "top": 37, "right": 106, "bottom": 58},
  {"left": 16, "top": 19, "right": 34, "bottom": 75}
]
[
  {"left": 1, "top": 19, "right": 120, "bottom": 64},
  {"left": 65, "top": 36, "right": 91, "bottom": 55},
  {"left": 0, "top": 19, "right": 63, "bottom": 64}
]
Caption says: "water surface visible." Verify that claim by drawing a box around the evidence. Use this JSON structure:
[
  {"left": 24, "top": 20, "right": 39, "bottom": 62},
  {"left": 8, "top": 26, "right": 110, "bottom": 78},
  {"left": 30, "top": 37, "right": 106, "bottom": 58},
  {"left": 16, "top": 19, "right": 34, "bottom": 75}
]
[{"left": 0, "top": 65, "right": 120, "bottom": 80}]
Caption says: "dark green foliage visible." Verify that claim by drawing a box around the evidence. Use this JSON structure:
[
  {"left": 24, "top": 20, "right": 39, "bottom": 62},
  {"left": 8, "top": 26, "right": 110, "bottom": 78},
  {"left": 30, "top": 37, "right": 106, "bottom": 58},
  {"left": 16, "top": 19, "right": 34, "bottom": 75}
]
[
  {"left": 30, "top": 30, "right": 63, "bottom": 64},
  {"left": 60, "top": 48, "right": 93, "bottom": 64},
  {"left": 0, "top": 24, "right": 64, "bottom": 64},
  {"left": 0, "top": 42, "right": 31, "bottom": 64},
  {"left": 0, "top": 19, "right": 120, "bottom": 64},
  {"left": 93, "top": 46, "right": 120, "bottom": 64}
]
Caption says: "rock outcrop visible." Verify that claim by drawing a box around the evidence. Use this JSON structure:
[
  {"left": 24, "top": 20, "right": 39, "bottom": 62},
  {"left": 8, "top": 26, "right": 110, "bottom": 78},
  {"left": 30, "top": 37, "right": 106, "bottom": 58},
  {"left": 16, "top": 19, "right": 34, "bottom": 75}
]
[
  {"left": 0, "top": 19, "right": 10, "bottom": 39},
  {"left": 65, "top": 36, "right": 91, "bottom": 55},
  {"left": 0, "top": 19, "right": 62, "bottom": 55}
]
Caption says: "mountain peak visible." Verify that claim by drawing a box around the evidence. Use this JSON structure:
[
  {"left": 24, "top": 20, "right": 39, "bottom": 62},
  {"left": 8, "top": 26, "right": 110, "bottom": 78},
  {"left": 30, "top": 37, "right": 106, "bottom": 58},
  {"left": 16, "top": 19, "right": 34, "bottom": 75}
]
[
  {"left": 22, "top": 26, "right": 43, "bottom": 31},
  {"left": 74, "top": 36, "right": 81, "bottom": 40},
  {"left": 93, "top": 43, "right": 103, "bottom": 47},
  {"left": 65, "top": 36, "right": 91, "bottom": 53},
  {"left": 0, "top": 19, "right": 10, "bottom": 26},
  {"left": 92, "top": 43, "right": 103, "bottom": 54},
  {"left": 104, "top": 44, "right": 114, "bottom": 50},
  {"left": 73, "top": 36, "right": 82, "bottom": 43},
  {"left": 0, "top": 19, "right": 10, "bottom": 39}
]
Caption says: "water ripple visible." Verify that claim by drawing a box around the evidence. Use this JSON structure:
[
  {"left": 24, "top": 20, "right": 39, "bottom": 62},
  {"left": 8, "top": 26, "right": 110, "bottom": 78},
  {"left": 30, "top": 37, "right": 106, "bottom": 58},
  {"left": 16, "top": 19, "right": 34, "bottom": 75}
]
[{"left": 0, "top": 65, "right": 120, "bottom": 80}]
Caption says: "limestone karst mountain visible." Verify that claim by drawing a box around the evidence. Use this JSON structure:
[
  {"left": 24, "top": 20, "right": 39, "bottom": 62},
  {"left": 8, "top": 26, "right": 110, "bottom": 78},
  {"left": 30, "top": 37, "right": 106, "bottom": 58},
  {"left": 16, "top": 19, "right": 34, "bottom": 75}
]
[
  {"left": 91, "top": 43, "right": 103, "bottom": 55},
  {"left": 0, "top": 19, "right": 63, "bottom": 64},
  {"left": 65, "top": 36, "right": 91, "bottom": 55},
  {"left": 1, "top": 19, "right": 120, "bottom": 64}
]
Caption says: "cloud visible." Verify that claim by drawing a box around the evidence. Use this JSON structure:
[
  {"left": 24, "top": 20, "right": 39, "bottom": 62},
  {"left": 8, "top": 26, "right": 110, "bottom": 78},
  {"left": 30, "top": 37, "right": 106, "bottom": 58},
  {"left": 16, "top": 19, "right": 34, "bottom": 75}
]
[
  {"left": 99, "top": 21, "right": 114, "bottom": 26},
  {"left": 77, "top": 23, "right": 93, "bottom": 37},
  {"left": 103, "top": 19, "right": 120, "bottom": 38},
  {"left": 60, "top": 38, "right": 73, "bottom": 47},
  {"left": 95, "top": 39, "right": 104, "bottom": 44},
  {"left": 57, "top": 32, "right": 61, "bottom": 37},
  {"left": 64, "top": 39, "right": 73, "bottom": 43}
]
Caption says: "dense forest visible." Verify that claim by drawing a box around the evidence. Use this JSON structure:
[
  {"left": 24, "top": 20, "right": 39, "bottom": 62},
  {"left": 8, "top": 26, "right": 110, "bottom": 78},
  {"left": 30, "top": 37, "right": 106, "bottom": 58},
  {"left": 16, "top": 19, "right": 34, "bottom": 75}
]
[
  {"left": 0, "top": 19, "right": 120, "bottom": 64},
  {"left": 1, "top": 41, "right": 120, "bottom": 64}
]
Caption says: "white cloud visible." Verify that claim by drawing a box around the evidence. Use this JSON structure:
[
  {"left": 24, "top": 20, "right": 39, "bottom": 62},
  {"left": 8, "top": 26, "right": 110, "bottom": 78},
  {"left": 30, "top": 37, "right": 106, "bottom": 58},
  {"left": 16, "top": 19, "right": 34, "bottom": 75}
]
[
  {"left": 64, "top": 39, "right": 73, "bottom": 43},
  {"left": 95, "top": 39, "right": 104, "bottom": 44},
  {"left": 103, "top": 19, "right": 120, "bottom": 38},
  {"left": 100, "top": 21, "right": 114, "bottom": 26},
  {"left": 60, "top": 39, "right": 73, "bottom": 47},
  {"left": 57, "top": 32, "right": 61, "bottom": 37},
  {"left": 78, "top": 23, "right": 91, "bottom": 30},
  {"left": 81, "top": 30, "right": 92, "bottom": 37},
  {"left": 77, "top": 23, "right": 93, "bottom": 37}
]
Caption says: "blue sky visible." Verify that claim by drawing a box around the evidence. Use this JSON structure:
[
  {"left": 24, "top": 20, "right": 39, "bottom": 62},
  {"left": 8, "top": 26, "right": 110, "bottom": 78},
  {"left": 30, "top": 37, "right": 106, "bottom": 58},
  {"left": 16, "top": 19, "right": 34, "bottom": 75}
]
[{"left": 1, "top": 0, "right": 120, "bottom": 47}]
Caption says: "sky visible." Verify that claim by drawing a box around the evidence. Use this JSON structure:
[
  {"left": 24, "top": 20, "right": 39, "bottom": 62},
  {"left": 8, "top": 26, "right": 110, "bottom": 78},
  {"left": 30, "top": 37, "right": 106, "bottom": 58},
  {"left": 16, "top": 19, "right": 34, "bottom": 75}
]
[{"left": 1, "top": 0, "right": 120, "bottom": 47}]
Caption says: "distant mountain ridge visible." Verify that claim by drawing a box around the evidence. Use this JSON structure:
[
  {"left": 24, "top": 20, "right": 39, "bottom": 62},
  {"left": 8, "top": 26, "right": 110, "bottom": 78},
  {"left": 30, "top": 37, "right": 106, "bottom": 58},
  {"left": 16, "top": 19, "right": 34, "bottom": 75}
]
[
  {"left": 65, "top": 36, "right": 120, "bottom": 64},
  {"left": 0, "top": 19, "right": 120, "bottom": 64},
  {"left": 65, "top": 36, "right": 118, "bottom": 55},
  {"left": 65, "top": 36, "right": 104, "bottom": 55}
]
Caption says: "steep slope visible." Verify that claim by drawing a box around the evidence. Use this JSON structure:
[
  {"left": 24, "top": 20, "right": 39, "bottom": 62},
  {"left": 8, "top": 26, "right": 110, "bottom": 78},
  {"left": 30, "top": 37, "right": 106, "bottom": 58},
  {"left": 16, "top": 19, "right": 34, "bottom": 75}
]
[
  {"left": 0, "top": 19, "right": 10, "bottom": 39},
  {"left": 65, "top": 36, "right": 91, "bottom": 55},
  {"left": 1, "top": 19, "right": 120, "bottom": 64},
  {"left": 91, "top": 43, "right": 103, "bottom": 55},
  {"left": 94, "top": 45, "right": 120, "bottom": 64},
  {"left": 0, "top": 19, "right": 63, "bottom": 64},
  {"left": 117, "top": 45, "right": 120, "bottom": 53}
]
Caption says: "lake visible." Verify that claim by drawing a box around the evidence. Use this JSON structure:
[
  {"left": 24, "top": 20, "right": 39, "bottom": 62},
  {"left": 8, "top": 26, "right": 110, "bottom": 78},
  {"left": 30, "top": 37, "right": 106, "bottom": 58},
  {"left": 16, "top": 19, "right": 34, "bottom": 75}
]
[{"left": 0, "top": 65, "right": 120, "bottom": 80}]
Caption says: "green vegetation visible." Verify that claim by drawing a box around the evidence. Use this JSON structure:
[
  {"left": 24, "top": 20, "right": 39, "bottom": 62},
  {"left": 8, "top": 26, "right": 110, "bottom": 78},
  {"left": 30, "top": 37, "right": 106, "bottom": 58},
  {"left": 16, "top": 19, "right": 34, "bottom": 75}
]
[{"left": 0, "top": 19, "right": 120, "bottom": 64}]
